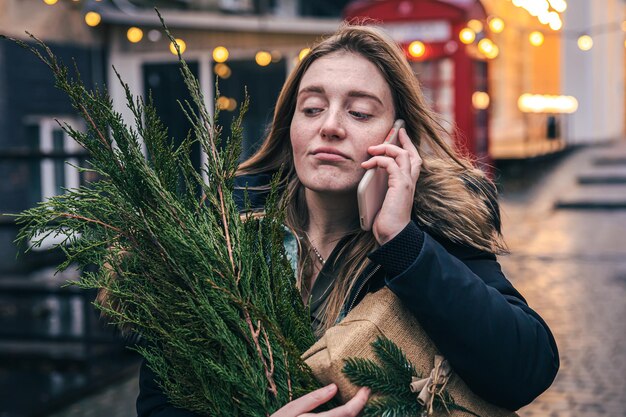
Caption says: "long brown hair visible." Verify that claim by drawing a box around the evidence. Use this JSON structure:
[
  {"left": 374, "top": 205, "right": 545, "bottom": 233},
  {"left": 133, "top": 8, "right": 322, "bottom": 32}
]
[{"left": 237, "top": 24, "right": 506, "bottom": 332}]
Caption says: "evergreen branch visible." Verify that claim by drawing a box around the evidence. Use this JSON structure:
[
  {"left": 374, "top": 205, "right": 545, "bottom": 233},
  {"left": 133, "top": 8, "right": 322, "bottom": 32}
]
[
  {"left": 244, "top": 309, "right": 278, "bottom": 397},
  {"left": 346, "top": 337, "right": 485, "bottom": 417},
  {"left": 371, "top": 336, "right": 416, "bottom": 382},
  {"left": 156, "top": 8, "right": 236, "bottom": 275},
  {"left": 57, "top": 212, "right": 123, "bottom": 233}
]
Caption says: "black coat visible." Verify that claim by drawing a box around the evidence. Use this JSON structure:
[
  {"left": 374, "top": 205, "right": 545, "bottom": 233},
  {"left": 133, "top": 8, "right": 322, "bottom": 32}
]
[{"left": 136, "top": 174, "right": 559, "bottom": 416}]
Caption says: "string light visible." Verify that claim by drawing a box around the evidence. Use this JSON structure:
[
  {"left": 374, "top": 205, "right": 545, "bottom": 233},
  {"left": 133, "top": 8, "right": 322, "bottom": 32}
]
[
  {"left": 577, "top": 35, "right": 593, "bottom": 51},
  {"left": 216, "top": 96, "right": 238, "bottom": 112},
  {"left": 548, "top": 12, "right": 563, "bottom": 30},
  {"left": 459, "top": 28, "right": 476, "bottom": 44},
  {"left": 147, "top": 29, "right": 161, "bottom": 42},
  {"left": 84, "top": 12, "right": 101, "bottom": 27},
  {"left": 548, "top": 0, "right": 567, "bottom": 13},
  {"left": 127, "top": 27, "right": 143, "bottom": 43},
  {"left": 529, "top": 31, "right": 545, "bottom": 46},
  {"left": 298, "top": 48, "right": 310, "bottom": 61},
  {"left": 408, "top": 41, "right": 425, "bottom": 58},
  {"left": 489, "top": 17, "right": 505, "bottom": 33},
  {"left": 255, "top": 51, "right": 272, "bottom": 66},
  {"left": 217, "top": 96, "right": 230, "bottom": 110},
  {"left": 512, "top": 0, "right": 564, "bottom": 30},
  {"left": 213, "top": 46, "right": 229, "bottom": 63},
  {"left": 468, "top": 19, "right": 484, "bottom": 33},
  {"left": 478, "top": 38, "right": 499, "bottom": 59},
  {"left": 214, "top": 63, "right": 231, "bottom": 79},
  {"left": 472, "top": 92, "right": 490, "bottom": 110},
  {"left": 43, "top": 0, "right": 58, "bottom": 5},
  {"left": 169, "top": 38, "right": 186, "bottom": 55}
]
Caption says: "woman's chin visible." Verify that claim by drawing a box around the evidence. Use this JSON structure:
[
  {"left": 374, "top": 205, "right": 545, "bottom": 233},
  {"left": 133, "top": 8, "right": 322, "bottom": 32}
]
[{"left": 303, "top": 179, "right": 359, "bottom": 195}]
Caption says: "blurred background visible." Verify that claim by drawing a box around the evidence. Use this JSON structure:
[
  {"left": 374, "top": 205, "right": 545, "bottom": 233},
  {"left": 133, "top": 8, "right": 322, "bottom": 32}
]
[{"left": 0, "top": 0, "right": 625, "bottom": 416}]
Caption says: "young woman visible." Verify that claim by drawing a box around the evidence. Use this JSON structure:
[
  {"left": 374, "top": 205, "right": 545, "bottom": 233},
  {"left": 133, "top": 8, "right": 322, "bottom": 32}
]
[{"left": 137, "top": 24, "right": 559, "bottom": 417}]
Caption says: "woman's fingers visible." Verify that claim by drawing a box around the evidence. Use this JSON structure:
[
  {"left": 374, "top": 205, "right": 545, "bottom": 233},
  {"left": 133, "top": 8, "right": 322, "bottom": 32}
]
[
  {"left": 397, "top": 128, "right": 422, "bottom": 180},
  {"left": 367, "top": 128, "right": 422, "bottom": 180},
  {"left": 367, "top": 144, "right": 411, "bottom": 171},
  {"left": 271, "top": 384, "right": 338, "bottom": 417},
  {"left": 310, "top": 387, "right": 370, "bottom": 417},
  {"left": 361, "top": 155, "right": 404, "bottom": 179}
]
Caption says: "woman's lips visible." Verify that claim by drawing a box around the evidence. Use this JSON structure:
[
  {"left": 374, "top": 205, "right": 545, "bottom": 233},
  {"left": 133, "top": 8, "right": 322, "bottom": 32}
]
[{"left": 311, "top": 147, "right": 350, "bottom": 161}]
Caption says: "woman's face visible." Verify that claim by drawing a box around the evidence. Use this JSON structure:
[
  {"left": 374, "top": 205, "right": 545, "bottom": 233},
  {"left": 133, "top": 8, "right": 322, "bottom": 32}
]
[{"left": 290, "top": 51, "right": 396, "bottom": 195}]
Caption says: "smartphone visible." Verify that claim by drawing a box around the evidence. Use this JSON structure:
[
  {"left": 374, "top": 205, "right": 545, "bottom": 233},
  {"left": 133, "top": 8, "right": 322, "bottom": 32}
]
[{"left": 357, "top": 119, "right": 405, "bottom": 231}]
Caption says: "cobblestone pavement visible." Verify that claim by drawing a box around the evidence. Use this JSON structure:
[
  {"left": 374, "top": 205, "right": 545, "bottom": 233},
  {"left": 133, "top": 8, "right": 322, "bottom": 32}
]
[
  {"left": 500, "top": 142, "right": 626, "bottom": 417},
  {"left": 49, "top": 142, "right": 626, "bottom": 417}
]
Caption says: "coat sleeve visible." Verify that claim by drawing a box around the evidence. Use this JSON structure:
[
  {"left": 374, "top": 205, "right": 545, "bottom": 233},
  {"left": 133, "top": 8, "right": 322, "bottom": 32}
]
[
  {"left": 136, "top": 359, "right": 202, "bottom": 417},
  {"left": 368, "top": 221, "right": 559, "bottom": 411}
]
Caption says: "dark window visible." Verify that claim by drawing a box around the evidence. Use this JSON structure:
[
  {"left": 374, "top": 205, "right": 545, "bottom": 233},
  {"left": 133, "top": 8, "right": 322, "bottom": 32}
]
[
  {"left": 215, "top": 58, "right": 286, "bottom": 160},
  {"left": 52, "top": 129, "right": 66, "bottom": 196},
  {"left": 143, "top": 62, "right": 202, "bottom": 171}
]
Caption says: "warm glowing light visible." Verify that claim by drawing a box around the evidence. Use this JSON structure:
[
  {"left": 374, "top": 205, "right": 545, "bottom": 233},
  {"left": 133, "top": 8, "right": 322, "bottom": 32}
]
[
  {"left": 84, "top": 11, "right": 101, "bottom": 27},
  {"left": 408, "top": 41, "right": 426, "bottom": 58},
  {"left": 43, "top": 0, "right": 58, "bottom": 5},
  {"left": 529, "top": 31, "right": 545, "bottom": 46},
  {"left": 169, "top": 38, "right": 186, "bottom": 55},
  {"left": 213, "top": 63, "right": 231, "bottom": 79},
  {"left": 459, "top": 28, "right": 476, "bottom": 44},
  {"left": 518, "top": 94, "right": 578, "bottom": 113},
  {"left": 621, "top": 21, "right": 626, "bottom": 32},
  {"left": 217, "top": 96, "right": 230, "bottom": 110},
  {"left": 126, "top": 27, "right": 143, "bottom": 43},
  {"left": 472, "top": 92, "right": 490, "bottom": 110},
  {"left": 548, "top": 12, "right": 562, "bottom": 30},
  {"left": 548, "top": 0, "right": 567, "bottom": 12},
  {"left": 539, "top": 11, "right": 552, "bottom": 25},
  {"left": 486, "top": 44, "right": 499, "bottom": 59},
  {"left": 489, "top": 17, "right": 505, "bottom": 33},
  {"left": 255, "top": 51, "right": 272, "bottom": 66},
  {"left": 298, "top": 48, "right": 311, "bottom": 61},
  {"left": 577, "top": 35, "right": 593, "bottom": 51},
  {"left": 467, "top": 19, "right": 483, "bottom": 33},
  {"left": 213, "top": 46, "right": 229, "bottom": 63},
  {"left": 513, "top": 0, "right": 564, "bottom": 29},
  {"left": 478, "top": 38, "right": 499, "bottom": 58},
  {"left": 216, "top": 96, "right": 237, "bottom": 112}
]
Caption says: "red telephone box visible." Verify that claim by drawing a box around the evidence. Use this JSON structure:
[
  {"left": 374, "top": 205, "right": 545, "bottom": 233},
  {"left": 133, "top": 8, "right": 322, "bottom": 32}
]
[{"left": 344, "top": 0, "right": 491, "bottom": 168}]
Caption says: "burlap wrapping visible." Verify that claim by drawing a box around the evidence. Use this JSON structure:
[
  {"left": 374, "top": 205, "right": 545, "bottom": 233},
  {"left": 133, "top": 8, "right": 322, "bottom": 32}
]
[{"left": 302, "top": 287, "right": 519, "bottom": 417}]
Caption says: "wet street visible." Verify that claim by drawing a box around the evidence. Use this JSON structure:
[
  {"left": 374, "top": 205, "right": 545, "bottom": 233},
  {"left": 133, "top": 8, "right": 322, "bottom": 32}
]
[
  {"left": 500, "top": 143, "right": 626, "bottom": 417},
  {"left": 46, "top": 142, "right": 626, "bottom": 417}
]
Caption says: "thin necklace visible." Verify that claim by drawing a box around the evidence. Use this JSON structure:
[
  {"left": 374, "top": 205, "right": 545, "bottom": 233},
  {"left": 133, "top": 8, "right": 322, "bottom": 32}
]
[{"left": 304, "top": 231, "right": 326, "bottom": 265}]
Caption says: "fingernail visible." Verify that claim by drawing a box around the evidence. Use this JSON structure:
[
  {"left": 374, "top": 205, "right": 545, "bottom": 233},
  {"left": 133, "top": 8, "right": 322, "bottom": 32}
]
[{"left": 326, "top": 383, "right": 337, "bottom": 393}]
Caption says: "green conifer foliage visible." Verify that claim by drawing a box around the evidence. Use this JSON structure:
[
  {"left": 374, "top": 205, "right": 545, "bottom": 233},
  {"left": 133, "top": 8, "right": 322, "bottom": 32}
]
[{"left": 1, "top": 21, "right": 318, "bottom": 415}]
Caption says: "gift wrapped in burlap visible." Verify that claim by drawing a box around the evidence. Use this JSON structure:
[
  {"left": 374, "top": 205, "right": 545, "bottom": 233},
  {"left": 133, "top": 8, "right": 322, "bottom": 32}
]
[{"left": 302, "top": 287, "right": 519, "bottom": 417}]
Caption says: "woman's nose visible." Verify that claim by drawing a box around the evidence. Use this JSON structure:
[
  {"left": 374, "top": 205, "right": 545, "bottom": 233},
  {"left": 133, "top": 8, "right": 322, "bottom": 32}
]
[{"left": 320, "top": 110, "right": 346, "bottom": 140}]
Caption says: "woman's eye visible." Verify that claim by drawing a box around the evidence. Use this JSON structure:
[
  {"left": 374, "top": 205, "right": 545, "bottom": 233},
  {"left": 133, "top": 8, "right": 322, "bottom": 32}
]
[
  {"left": 350, "top": 111, "right": 372, "bottom": 120},
  {"left": 303, "top": 108, "right": 322, "bottom": 116}
]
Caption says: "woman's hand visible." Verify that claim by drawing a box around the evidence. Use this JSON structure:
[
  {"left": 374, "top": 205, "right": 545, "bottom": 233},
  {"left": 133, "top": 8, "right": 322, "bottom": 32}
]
[
  {"left": 271, "top": 384, "right": 370, "bottom": 417},
  {"left": 361, "top": 127, "right": 422, "bottom": 245}
]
